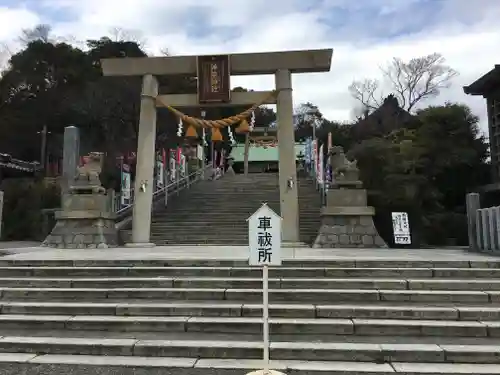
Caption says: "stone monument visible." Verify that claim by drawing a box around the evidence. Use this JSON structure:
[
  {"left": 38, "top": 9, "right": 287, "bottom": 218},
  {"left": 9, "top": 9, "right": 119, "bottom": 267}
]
[
  {"left": 313, "top": 146, "right": 387, "bottom": 248},
  {"left": 42, "top": 152, "right": 119, "bottom": 248}
]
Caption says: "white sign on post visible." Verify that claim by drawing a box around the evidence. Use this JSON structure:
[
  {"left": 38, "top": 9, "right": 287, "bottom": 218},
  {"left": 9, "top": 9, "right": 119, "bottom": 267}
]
[
  {"left": 248, "top": 203, "right": 282, "bottom": 266},
  {"left": 247, "top": 203, "right": 283, "bottom": 375},
  {"left": 392, "top": 211, "right": 411, "bottom": 245}
]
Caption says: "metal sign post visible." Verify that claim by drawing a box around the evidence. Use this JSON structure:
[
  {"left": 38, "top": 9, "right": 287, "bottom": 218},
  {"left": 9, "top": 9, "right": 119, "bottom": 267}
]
[
  {"left": 247, "top": 203, "right": 284, "bottom": 375},
  {"left": 262, "top": 263, "right": 270, "bottom": 371}
]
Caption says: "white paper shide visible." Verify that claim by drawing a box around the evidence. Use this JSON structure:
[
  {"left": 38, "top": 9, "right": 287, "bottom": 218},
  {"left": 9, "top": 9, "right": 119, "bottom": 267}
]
[
  {"left": 391, "top": 211, "right": 411, "bottom": 245},
  {"left": 248, "top": 204, "right": 282, "bottom": 266}
]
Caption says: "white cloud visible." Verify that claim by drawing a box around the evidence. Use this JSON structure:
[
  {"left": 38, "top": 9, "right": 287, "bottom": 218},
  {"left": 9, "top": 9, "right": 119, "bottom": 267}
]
[
  {"left": 2, "top": 0, "right": 500, "bottom": 133},
  {"left": 0, "top": 6, "right": 39, "bottom": 40}
]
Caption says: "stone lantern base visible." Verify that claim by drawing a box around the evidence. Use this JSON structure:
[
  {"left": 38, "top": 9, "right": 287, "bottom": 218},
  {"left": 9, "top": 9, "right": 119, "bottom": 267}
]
[
  {"left": 42, "top": 191, "right": 118, "bottom": 249},
  {"left": 313, "top": 187, "right": 387, "bottom": 248}
]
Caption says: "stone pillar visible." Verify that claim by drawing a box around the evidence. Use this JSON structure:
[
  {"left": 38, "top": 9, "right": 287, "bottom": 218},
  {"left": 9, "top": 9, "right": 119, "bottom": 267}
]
[
  {"left": 481, "top": 209, "right": 490, "bottom": 251},
  {"left": 62, "top": 126, "right": 80, "bottom": 194},
  {"left": 465, "top": 193, "right": 480, "bottom": 251},
  {"left": 476, "top": 209, "right": 484, "bottom": 250},
  {"left": 275, "top": 69, "right": 299, "bottom": 243},
  {"left": 0, "top": 190, "right": 3, "bottom": 240},
  {"left": 495, "top": 207, "right": 500, "bottom": 253},
  {"left": 127, "top": 74, "right": 158, "bottom": 247},
  {"left": 489, "top": 207, "right": 498, "bottom": 251}
]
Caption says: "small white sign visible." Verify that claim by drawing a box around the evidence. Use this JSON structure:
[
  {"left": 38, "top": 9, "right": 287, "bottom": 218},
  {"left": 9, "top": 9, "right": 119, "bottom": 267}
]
[
  {"left": 156, "top": 160, "right": 164, "bottom": 188},
  {"left": 248, "top": 203, "right": 282, "bottom": 266},
  {"left": 392, "top": 212, "right": 411, "bottom": 245},
  {"left": 121, "top": 170, "right": 131, "bottom": 204}
]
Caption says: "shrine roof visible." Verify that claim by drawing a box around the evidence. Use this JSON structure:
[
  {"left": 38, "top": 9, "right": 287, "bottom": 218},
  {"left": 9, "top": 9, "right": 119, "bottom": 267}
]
[
  {"left": 464, "top": 65, "right": 500, "bottom": 96},
  {"left": 0, "top": 153, "right": 40, "bottom": 173}
]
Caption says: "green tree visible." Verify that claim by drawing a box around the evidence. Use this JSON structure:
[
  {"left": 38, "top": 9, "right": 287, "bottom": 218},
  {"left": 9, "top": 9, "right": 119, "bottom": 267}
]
[
  {"left": 415, "top": 103, "right": 489, "bottom": 210},
  {"left": 0, "top": 40, "right": 91, "bottom": 160},
  {"left": 350, "top": 103, "right": 489, "bottom": 246}
]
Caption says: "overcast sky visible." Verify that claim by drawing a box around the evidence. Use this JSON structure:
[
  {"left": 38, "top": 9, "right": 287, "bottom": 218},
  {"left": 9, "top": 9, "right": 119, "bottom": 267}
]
[{"left": 1, "top": 0, "right": 499, "bottom": 133}]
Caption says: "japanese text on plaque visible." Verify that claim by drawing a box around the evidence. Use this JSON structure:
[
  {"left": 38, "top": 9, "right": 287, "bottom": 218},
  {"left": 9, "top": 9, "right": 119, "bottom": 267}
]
[{"left": 257, "top": 215, "right": 273, "bottom": 263}]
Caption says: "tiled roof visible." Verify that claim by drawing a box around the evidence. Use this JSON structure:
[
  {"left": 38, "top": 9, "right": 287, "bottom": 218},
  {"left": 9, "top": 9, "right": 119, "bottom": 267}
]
[{"left": 0, "top": 153, "right": 40, "bottom": 172}]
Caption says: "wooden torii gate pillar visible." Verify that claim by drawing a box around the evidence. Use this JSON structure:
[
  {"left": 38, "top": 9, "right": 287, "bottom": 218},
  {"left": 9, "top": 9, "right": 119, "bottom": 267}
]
[{"left": 101, "top": 48, "right": 333, "bottom": 247}]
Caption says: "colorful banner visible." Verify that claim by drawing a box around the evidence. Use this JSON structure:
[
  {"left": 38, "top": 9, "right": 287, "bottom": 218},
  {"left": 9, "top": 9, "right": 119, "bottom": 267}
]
[
  {"left": 179, "top": 151, "right": 186, "bottom": 178},
  {"left": 156, "top": 155, "right": 164, "bottom": 189},
  {"left": 312, "top": 139, "right": 317, "bottom": 177},
  {"left": 176, "top": 148, "right": 182, "bottom": 164},
  {"left": 120, "top": 163, "right": 131, "bottom": 205},
  {"left": 327, "top": 132, "right": 333, "bottom": 183},
  {"left": 317, "top": 144, "right": 324, "bottom": 184},
  {"left": 305, "top": 138, "right": 312, "bottom": 164},
  {"left": 162, "top": 148, "right": 167, "bottom": 167},
  {"left": 169, "top": 150, "right": 176, "bottom": 182},
  {"left": 196, "top": 145, "right": 203, "bottom": 161}
]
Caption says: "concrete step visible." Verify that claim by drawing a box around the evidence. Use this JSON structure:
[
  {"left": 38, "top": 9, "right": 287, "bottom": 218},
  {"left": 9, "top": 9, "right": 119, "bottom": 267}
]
[
  {"left": 0, "top": 259, "right": 497, "bottom": 268},
  {"left": 0, "top": 354, "right": 498, "bottom": 375},
  {"left": 147, "top": 229, "right": 320, "bottom": 236},
  {"left": 4, "top": 301, "right": 500, "bottom": 320},
  {"left": 162, "top": 198, "right": 317, "bottom": 203},
  {"left": 1, "top": 259, "right": 497, "bottom": 268},
  {"left": 2, "top": 266, "right": 500, "bottom": 278},
  {"left": 149, "top": 225, "right": 319, "bottom": 231},
  {"left": 147, "top": 236, "right": 319, "bottom": 243},
  {"left": 148, "top": 235, "right": 250, "bottom": 241},
  {"left": 148, "top": 225, "right": 319, "bottom": 232},
  {"left": 0, "top": 315, "right": 497, "bottom": 337},
  {"left": 0, "top": 287, "right": 497, "bottom": 304},
  {"left": 0, "top": 314, "right": 500, "bottom": 338},
  {"left": 0, "top": 336, "right": 498, "bottom": 364},
  {"left": 151, "top": 240, "right": 249, "bottom": 245},
  {"left": 152, "top": 240, "right": 249, "bottom": 245},
  {"left": 149, "top": 218, "right": 319, "bottom": 225},
  {"left": 3, "top": 277, "right": 500, "bottom": 291}
]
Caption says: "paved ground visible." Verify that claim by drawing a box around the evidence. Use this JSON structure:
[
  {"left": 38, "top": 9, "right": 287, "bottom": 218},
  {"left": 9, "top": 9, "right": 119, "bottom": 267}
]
[
  {"left": 0, "top": 244, "right": 497, "bottom": 261},
  {"left": 0, "top": 241, "right": 40, "bottom": 249}
]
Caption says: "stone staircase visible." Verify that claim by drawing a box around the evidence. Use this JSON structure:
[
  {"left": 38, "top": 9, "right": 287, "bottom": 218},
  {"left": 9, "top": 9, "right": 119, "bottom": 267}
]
[
  {"left": 0, "top": 257, "right": 497, "bottom": 373},
  {"left": 133, "top": 173, "right": 321, "bottom": 245}
]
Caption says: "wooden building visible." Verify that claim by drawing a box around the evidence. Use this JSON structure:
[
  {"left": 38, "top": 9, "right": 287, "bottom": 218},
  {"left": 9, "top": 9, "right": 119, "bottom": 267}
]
[
  {"left": 351, "top": 94, "right": 418, "bottom": 141},
  {"left": 0, "top": 153, "right": 41, "bottom": 183},
  {"left": 464, "top": 65, "right": 500, "bottom": 183}
]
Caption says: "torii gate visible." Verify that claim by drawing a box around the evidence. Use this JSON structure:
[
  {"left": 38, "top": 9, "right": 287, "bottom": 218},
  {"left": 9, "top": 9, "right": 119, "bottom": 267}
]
[{"left": 101, "top": 48, "right": 333, "bottom": 247}]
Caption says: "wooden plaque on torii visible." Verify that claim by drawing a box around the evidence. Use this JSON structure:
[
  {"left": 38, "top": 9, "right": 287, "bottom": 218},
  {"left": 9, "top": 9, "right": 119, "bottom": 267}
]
[{"left": 197, "top": 55, "right": 231, "bottom": 104}]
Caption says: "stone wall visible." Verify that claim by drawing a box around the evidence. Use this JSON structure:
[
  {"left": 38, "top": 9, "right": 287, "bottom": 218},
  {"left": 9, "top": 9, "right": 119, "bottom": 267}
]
[
  {"left": 314, "top": 214, "right": 386, "bottom": 248},
  {"left": 42, "top": 217, "right": 118, "bottom": 249}
]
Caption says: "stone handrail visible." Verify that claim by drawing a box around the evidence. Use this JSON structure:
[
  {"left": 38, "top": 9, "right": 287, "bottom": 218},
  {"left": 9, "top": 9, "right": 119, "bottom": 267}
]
[
  {"left": 40, "top": 164, "right": 213, "bottom": 238},
  {"left": 115, "top": 164, "right": 213, "bottom": 230}
]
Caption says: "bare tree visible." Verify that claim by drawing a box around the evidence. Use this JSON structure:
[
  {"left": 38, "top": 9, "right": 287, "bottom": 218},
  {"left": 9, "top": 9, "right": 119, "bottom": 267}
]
[
  {"left": 348, "top": 79, "right": 382, "bottom": 114},
  {"left": 18, "top": 24, "right": 53, "bottom": 45},
  {"left": 108, "top": 27, "right": 147, "bottom": 47},
  {"left": 58, "top": 34, "right": 86, "bottom": 49},
  {"left": 159, "top": 47, "right": 170, "bottom": 56},
  {"left": 349, "top": 53, "right": 458, "bottom": 113}
]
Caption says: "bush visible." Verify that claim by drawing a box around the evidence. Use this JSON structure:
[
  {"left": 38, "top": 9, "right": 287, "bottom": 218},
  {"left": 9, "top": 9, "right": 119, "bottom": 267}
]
[
  {"left": 0, "top": 178, "right": 60, "bottom": 241},
  {"left": 423, "top": 212, "right": 468, "bottom": 246}
]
